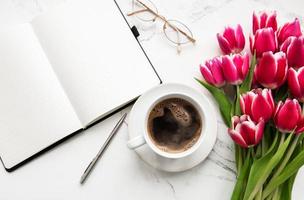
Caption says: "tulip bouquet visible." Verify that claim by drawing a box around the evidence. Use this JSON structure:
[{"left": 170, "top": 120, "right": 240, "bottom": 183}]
[{"left": 196, "top": 11, "right": 304, "bottom": 200}]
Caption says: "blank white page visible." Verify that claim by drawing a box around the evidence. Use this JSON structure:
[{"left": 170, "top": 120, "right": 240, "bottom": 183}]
[
  {"left": 31, "top": 0, "right": 160, "bottom": 126},
  {"left": 0, "top": 24, "right": 82, "bottom": 169}
]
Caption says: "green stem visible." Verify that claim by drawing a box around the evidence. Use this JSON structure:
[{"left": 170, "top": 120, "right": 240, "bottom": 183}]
[
  {"left": 262, "top": 133, "right": 266, "bottom": 155},
  {"left": 279, "top": 133, "right": 285, "bottom": 146},
  {"left": 231, "top": 148, "right": 251, "bottom": 200},
  {"left": 272, "top": 187, "right": 281, "bottom": 200},
  {"left": 235, "top": 145, "right": 243, "bottom": 175},
  {"left": 262, "top": 134, "right": 298, "bottom": 199},
  {"left": 235, "top": 85, "right": 241, "bottom": 115},
  {"left": 265, "top": 193, "right": 273, "bottom": 200},
  {"left": 273, "top": 134, "right": 298, "bottom": 178},
  {"left": 254, "top": 188, "right": 262, "bottom": 200}
]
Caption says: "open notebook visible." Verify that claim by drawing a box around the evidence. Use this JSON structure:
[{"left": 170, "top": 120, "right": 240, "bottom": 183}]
[{"left": 0, "top": 0, "right": 161, "bottom": 171}]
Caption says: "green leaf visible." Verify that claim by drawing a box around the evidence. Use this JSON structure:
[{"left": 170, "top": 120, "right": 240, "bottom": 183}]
[
  {"left": 243, "top": 133, "right": 290, "bottom": 200},
  {"left": 263, "top": 144, "right": 304, "bottom": 198},
  {"left": 239, "top": 53, "right": 256, "bottom": 94},
  {"left": 231, "top": 149, "right": 251, "bottom": 200},
  {"left": 195, "top": 78, "right": 232, "bottom": 126}
]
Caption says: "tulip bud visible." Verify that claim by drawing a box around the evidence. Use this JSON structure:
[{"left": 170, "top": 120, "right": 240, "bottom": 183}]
[
  {"left": 274, "top": 99, "right": 302, "bottom": 133},
  {"left": 287, "top": 67, "right": 304, "bottom": 102},
  {"left": 228, "top": 115, "right": 265, "bottom": 148},
  {"left": 217, "top": 24, "right": 245, "bottom": 54},
  {"left": 277, "top": 18, "right": 302, "bottom": 45},
  {"left": 254, "top": 51, "right": 288, "bottom": 89},
  {"left": 240, "top": 88, "right": 274, "bottom": 123},
  {"left": 222, "top": 53, "right": 250, "bottom": 85},
  {"left": 253, "top": 11, "right": 277, "bottom": 33},
  {"left": 200, "top": 57, "right": 225, "bottom": 87},
  {"left": 250, "top": 27, "right": 277, "bottom": 57},
  {"left": 280, "top": 36, "right": 304, "bottom": 69}
]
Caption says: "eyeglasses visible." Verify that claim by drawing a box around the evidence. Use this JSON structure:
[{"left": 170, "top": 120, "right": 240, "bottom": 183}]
[{"left": 127, "top": 0, "right": 196, "bottom": 54}]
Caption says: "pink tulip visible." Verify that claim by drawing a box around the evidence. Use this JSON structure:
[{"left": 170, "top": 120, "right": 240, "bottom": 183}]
[
  {"left": 240, "top": 88, "right": 274, "bottom": 123},
  {"left": 250, "top": 27, "right": 277, "bottom": 57},
  {"left": 277, "top": 18, "right": 302, "bottom": 44},
  {"left": 200, "top": 57, "right": 225, "bottom": 87},
  {"left": 274, "top": 99, "right": 304, "bottom": 133},
  {"left": 228, "top": 115, "right": 265, "bottom": 148},
  {"left": 287, "top": 67, "right": 304, "bottom": 102},
  {"left": 254, "top": 51, "right": 288, "bottom": 89},
  {"left": 253, "top": 11, "right": 277, "bottom": 33},
  {"left": 280, "top": 36, "right": 304, "bottom": 69},
  {"left": 217, "top": 24, "right": 245, "bottom": 54},
  {"left": 222, "top": 53, "right": 250, "bottom": 85}
]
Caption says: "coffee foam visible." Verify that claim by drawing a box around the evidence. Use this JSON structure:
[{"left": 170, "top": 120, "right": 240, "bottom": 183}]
[{"left": 148, "top": 98, "right": 202, "bottom": 153}]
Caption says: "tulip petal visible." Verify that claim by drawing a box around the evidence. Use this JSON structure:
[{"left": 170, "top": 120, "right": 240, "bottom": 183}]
[
  {"left": 222, "top": 56, "right": 238, "bottom": 84},
  {"left": 240, "top": 115, "right": 250, "bottom": 122},
  {"left": 265, "top": 89, "right": 275, "bottom": 111},
  {"left": 274, "top": 52, "right": 287, "bottom": 87},
  {"left": 254, "top": 28, "right": 277, "bottom": 57},
  {"left": 276, "top": 99, "right": 300, "bottom": 132},
  {"left": 251, "top": 93, "right": 273, "bottom": 122},
  {"left": 209, "top": 58, "right": 225, "bottom": 85},
  {"left": 267, "top": 12, "right": 277, "bottom": 31},
  {"left": 286, "top": 36, "right": 304, "bottom": 69},
  {"left": 253, "top": 12, "right": 259, "bottom": 33},
  {"left": 240, "top": 92, "right": 255, "bottom": 116},
  {"left": 255, "top": 119, "right": 265, "bottom": 144},
  {"left": 250, "top": 34, "right": 254, "bottom": 53},
  {"left": 280, "top": 36, "right": 294, "bottom": 53},
  {"left": 235, "top": 24, "right": 245, "bottom": 50},
  {"left": 288, "top": 68, "right": 302, "bottom": 98},
  {"left": 223, "top": 26, "right": 237, "bottom": 48},
  {"left": 232, "top": 54, "right": 244, "bottom": 79},
  {"left": 232, "top": 115, "right": 241, "bottom": 128},
  {"left": 278, "top": 18, "right": 302, "bottom": 44},
  {"left": 200, "top": 65, "right": 215, "bottom": 85},
  {"left": 239, "top": 121, "right": 256, "bottom": 146},
  {"left": 274, "top": 101, "right": 283, "bottom": 119},
  {"left": 241, "top": 53, "right": 250, "bottom": 79},
  {"left": 217, "top": 33, "right": 232, "bottom": 54},
  {"left": 255, "top": 51, "right": 277, "bottom": 87},
  {"left": 296, "top": 116, "right": 304, "bottom": 134},
  {"left": 228, "top": 129, "right": 248, "bottom": 148},
  {"left": 259, "top": 12, "right": 267, "bottom": 29},
  {"left": 297, "top": 67, "right": 304, "bottom": 97}
]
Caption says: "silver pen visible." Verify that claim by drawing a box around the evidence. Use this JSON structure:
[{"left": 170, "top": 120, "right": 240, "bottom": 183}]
[{"left": 80, "top": 113, "right": 127, "bottom": 184}]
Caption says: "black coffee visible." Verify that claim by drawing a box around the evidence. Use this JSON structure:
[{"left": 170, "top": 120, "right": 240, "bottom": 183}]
[{"left": 147, "top": 98, "right": 202, "bottom": 153}]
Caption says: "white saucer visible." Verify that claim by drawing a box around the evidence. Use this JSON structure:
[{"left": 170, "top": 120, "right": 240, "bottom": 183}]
[{"left": 128, "top": 83, "right": 217, "bottom": 172}]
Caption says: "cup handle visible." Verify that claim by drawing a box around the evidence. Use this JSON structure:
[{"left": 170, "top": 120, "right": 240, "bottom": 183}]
[{"left": 127, "top": 135, "right": 146, "bottom": 149}]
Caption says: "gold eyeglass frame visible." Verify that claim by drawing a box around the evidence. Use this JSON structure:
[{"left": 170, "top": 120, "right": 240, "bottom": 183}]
[{"left": 127, "top": 0, "right": 196, "bottom": 53}]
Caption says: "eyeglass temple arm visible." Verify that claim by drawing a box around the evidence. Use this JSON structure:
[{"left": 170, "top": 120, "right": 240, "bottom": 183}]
[
  {"left": 134, "top": 0, "right": 196, "bottom": 43},
  {"left": 127, "top": 9, "right": 148, "bottom": 16}
]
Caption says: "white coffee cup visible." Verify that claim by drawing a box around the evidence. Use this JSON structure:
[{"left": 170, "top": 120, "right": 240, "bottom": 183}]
[{"left": 127, "top": 92, "right": 206, "bottom": 159}]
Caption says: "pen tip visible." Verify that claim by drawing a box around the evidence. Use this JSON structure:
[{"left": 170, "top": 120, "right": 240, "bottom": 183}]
[{"left": 80, "top": 176, "right": 85, "bottom": 185}]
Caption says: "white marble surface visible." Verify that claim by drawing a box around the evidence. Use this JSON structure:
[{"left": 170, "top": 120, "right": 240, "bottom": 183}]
[{"left": 0, "top": 0, "right": 303, "bottom": 199}]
